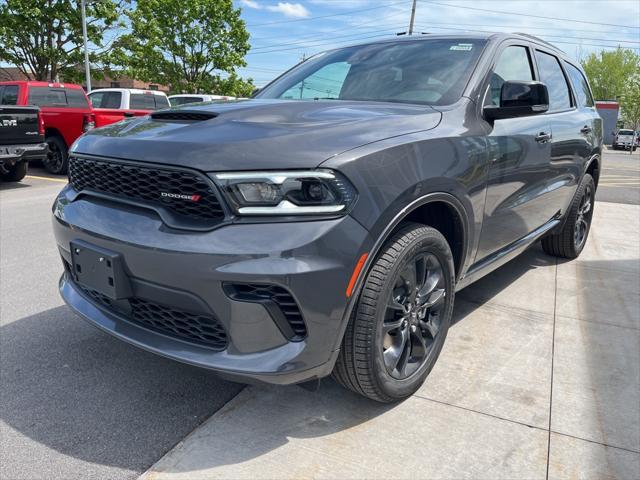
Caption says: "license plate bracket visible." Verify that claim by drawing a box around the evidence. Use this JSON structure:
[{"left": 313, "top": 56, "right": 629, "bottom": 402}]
[{"left": 70, "top": 240, "right": 132, "bottom": 300}]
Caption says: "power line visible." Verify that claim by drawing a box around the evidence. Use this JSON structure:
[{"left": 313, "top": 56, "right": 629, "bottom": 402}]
[
  {"left": 246, "top": 33, "right": 399, "bottom": 56},
  {"left": 420, "top": 0, "right": 640, "bottom": 29},
  {"left": 249, "top": 10, "right": 408, "bottom": 42},
  {"left": 250, "top": 26, "right": 405, "bottom": 52},
  {"left": 246, "top": 0, "right": 411, "bottom": 27}
]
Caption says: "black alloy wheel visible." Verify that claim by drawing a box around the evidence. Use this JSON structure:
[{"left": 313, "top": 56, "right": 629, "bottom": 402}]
[
  {"left": 542, "top": 173, "right": 595, "bottom": 259},
  {"left": 574, "top": 182, "right": 593, "bottom": 250},
  {"left": 333, "top": 223, "right": 455, "bottom": 402},
  {"left": 43, "top": 136, "right": 69, "bottom": 175},
  {"left": 383, "top": 252, "right": 446, "bottom": 379}
]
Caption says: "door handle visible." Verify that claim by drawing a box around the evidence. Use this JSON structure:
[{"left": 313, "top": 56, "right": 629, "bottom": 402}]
[
  {"left": 580, "top": 125, "right": 592, "bottom": 134},
  {"left": 535, "top": 131, "right": 552, "bottom": 143},
  {"left": 123, "top": 112, "right": 135, "bottom": 118}
]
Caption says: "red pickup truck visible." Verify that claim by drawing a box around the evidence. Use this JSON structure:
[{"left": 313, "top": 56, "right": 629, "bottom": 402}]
[{"left": 0, "top": 81, "right": 94, "bottom": 174}]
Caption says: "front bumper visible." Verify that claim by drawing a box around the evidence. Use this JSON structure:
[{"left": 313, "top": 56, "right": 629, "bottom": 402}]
[{"left": 53, "top": 185, "right": 372, "bottom": 384}]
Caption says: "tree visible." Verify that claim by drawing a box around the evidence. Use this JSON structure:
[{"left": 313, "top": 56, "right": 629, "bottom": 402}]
[
  {"left": 581, "top": 47, "right": 640, "bottom": 101},
  {"left": 620, "top": 73, "right": 640, "bottom": 153},
  {"left": 114, "top": 0, "right": 252, "bottom": 95},
  {"left": 0, "top": 0, "right": 125, "bottom": 82}
]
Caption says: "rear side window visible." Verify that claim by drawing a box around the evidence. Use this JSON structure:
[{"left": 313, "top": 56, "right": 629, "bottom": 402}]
[
  {"left": 534, "top": 51, "right": 571, "bottom": 111},
  {"left": 170, "top": 96, "right": 204, "bottom": 106},
  {"left": 564, "top": 62, "right": 594, "bottom": 108},
  {"left": 28, "top": 87, "right": 68, "bottom": 106},
  {"left": 130, "top": 93, "right": 157, "bottom": 110},
  {"left": 90, "top": 91, "right": 122, "bottom": 109},
  {"left": 155, "top": 95, "right": 169, "bottom": 109},
  {"left": 489, "top": 46, "right": 534, "bottom": 106},
  {"left": 65, "top": 88, "right": 90, "bottom": 108},
  {"left": 0, "top": 85, "right": 19, "bottom": 105}
]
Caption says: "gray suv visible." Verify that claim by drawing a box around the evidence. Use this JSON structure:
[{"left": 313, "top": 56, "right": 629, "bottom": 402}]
[{"left": 53, "top": 33, "right": 602, "bottom": 402}]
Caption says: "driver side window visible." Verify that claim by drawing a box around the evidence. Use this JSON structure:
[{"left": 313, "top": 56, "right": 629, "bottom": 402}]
[{"left": 489, "top": 46, "right": 534, "bottom": 106}]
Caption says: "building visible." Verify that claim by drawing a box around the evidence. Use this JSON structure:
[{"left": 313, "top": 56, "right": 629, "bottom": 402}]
[
  {"left": 595, "top": 101, "right": 620, "bottom": 145},
  {"left": 0, "top": 66, "right": 169, "bottom": 93}
]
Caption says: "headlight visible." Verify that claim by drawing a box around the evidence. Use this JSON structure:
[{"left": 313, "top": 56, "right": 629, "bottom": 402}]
[{"left": 211, "top": 170, "right": 357, "bottom": 215}]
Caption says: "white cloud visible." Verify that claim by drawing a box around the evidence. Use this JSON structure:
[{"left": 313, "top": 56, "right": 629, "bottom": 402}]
[
  {"left": 241, "top": 0, "right": 261, "bottom": 9},
  {"left": 266, "top": 2, "right": 310, "bottom": 18}
]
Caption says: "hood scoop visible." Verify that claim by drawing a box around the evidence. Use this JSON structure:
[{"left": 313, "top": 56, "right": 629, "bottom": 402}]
[{"left": 151, "top": 111, "right": 218, "bottom": 122}]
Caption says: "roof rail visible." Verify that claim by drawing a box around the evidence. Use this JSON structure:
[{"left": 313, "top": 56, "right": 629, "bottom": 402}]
[{"left": 512, "top": 32, "right": 565, "bottom": 53}]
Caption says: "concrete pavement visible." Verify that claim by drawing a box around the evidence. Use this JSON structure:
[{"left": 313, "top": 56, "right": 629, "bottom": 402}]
[{"left": 141, "top": 201, "right": 640, "bottom": 480}]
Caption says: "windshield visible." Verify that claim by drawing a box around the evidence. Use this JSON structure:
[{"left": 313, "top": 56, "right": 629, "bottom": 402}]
[
  {"left": 618, "top": 130, "right": 634, "bottom": 136},
  {"left": 170, "top": 96, "right": 204, "bottom": 106},
  {"left": 257, "top": 38, "right": 487, "bottom": 106}
]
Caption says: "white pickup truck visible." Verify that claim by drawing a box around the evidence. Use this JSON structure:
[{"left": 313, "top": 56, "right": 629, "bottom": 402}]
[{"left": 613, "top": 129, "right": 638, "bottom": 151}]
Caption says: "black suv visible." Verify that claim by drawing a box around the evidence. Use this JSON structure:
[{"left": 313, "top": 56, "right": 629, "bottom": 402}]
[{"left": 53, "top": 34, "right": 601, "bottom": 402}]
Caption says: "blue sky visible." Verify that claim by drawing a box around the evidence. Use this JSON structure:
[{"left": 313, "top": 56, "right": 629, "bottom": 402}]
[{"left": 236, "top": 0, "right": 640, "bottom": 86}]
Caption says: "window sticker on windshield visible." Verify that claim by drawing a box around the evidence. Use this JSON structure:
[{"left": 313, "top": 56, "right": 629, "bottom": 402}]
[{"left": 450, "top": 43, "right": 473, "bottom": 51}]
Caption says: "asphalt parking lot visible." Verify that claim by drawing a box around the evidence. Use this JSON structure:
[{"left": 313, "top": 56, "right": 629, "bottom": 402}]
[{"left": 1, "top": 149, "right": 639, "bottom": 479}]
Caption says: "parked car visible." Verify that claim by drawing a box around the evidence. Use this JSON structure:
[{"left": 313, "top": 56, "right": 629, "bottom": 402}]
[
  {"left": 88, "top": 88, "right": 170, "bottom": 128},
  {"left": 53, "top": 33, "right": 602, "bottom": 402},
  {"left": 612, "top": 129, "right": 637, "bottom": 151},
  {"left": 0, "top": 81, "right": 94, "bottom": 174},
  {"left": 168, "top": 94, "right": 235, "bottom": 106},
  {"left": 0, "top": 102, "right": 47, "bottom": 182}
]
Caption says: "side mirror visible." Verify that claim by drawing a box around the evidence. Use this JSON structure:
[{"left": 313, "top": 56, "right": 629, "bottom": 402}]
[
  {"left": 484, "top": 81, "right": 549, "bottom": 121},
  {"left": 251, "top": 88, "right": 261, "bottom": 97}
]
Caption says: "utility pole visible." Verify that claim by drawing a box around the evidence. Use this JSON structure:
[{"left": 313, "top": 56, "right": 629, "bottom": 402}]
[
  {"left": 81, "top": 0, "right": 91, "bottom": 92},
  {"left": 408, "top": 0, "right": 417, "bottom": 35}
]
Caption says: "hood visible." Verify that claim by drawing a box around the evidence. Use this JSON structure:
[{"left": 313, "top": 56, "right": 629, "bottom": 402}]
[{"left": 72, "top": 99, "right": 442, "bottom": 171}]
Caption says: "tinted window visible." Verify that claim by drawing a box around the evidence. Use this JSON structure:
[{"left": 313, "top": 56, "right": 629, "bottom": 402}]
[
  {"left": 0, "top": 85, "right": 19, "bottom": 105},
  {"left": 535, "top": 51, "right": 571, "bottom": 111},
  {"left": 258, "top": 38, "right": 487, "bottom": 106},
  {"left": 28, "top": 87, "right": 67, "bottom": 106},
  {"left": 66, "top": 88, "right": 89, "bottom": 108},
  {"left": 280, "top": 62, "right": 351, "bottom": 100},
  {"left": 564, "top": 62, "right": 594, "bottom": 107},
  {"left": 155, "top": 95, "right": 169, "bottom": 109},
  {"left": 89, "top": 91, "right": 122, "bottom": 109},
  {"left": 489, "top": 46, "right": 534, "bottom": 105},
  {"left": 130, "top": 93, "right": 157, "bottom": 110}
]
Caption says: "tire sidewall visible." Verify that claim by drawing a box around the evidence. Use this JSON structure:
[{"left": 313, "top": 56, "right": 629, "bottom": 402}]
[
  {"left": 364, "top": 226, "right": 455, "bottom": 399},
  {"left": 567, "top": 174, "right": 595, "bottom": 257}
]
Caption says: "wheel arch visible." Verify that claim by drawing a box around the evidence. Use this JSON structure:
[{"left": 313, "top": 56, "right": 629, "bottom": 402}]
[
  {"left": 585, "top": 154, "right": 600, "bottom": 189},
  {"left": 332, "top": 192, "right": 471, "bottom": 352}
]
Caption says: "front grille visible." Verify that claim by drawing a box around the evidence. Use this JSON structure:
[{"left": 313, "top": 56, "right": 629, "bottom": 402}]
[
  {"left": 68, "top": 157, "right": 225, "bottom": 223},
  {"left": 76, "top": 282, "right": 228, "bottom": 350},
  {"left": 224, "top": 283, "right": 307, "bottom": 340}
]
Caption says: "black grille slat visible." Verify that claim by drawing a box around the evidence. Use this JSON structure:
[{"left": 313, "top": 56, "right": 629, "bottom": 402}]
[
  {"left": 68, "top": 157, "right": 225, "bottom": 223},
  {"left": 76, "top": 282, "right": 227, "bottom": 350},
  {"left": 223, "top": 283, "right": 307, "bottom": 339}
]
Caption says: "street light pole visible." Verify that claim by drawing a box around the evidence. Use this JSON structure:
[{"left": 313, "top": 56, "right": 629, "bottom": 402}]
[{"left": 81, "top": 0, "right": 91, "bottom": 92}]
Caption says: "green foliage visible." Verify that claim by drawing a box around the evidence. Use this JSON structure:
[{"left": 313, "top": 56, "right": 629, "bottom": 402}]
[
  {"left": 620, "top": 73, "right": 640, "bottom": 131},
  {"left": 0, "top": 0, "right": 125, "bottom": 82},
  {"left": 114, "top": 0, "right": 252, "bottom": 95},
  {"left": 581, "top": 47, "right": 640, "bottom": 101}
]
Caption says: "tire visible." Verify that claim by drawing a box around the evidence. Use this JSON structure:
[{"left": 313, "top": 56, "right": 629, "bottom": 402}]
[
  {"left": 43, "top": 135, "right": 69, "bottom": 175},
  {"left": 333, "top": 222, "right": 455, "bottom": 403},
  {"left": 542, "top": 174, "right": 595, "bottom": 259},
  {"left": 1, "top": 161, "right": 28, "bottom": 182}
]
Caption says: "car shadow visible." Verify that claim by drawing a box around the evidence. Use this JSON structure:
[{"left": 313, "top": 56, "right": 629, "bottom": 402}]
[{"left": 0, "top": 181, "right": 31, "bottom": 191}]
